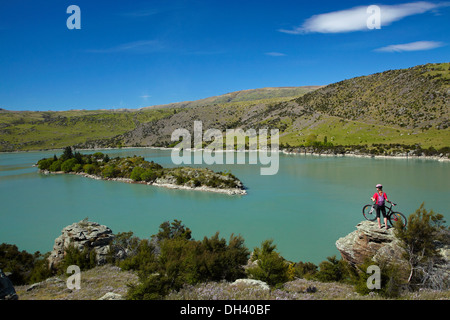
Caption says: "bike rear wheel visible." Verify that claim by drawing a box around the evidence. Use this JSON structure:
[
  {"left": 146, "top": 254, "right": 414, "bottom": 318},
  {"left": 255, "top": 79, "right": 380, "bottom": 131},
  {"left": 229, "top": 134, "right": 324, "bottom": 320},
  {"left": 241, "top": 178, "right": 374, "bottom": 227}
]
[
  {"left": 389, "top": 212, "right": 407, "bottom": 228},
  {"left": 363, "top": 204, "right": 377, "bottom": 221}
]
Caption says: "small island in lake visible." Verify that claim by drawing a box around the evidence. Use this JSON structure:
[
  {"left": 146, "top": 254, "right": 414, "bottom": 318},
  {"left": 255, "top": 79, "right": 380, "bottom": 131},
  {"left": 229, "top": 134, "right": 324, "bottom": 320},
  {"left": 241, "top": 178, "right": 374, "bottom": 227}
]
[{"left": 36, "top": 147, "right": 246, "bottom": 195}]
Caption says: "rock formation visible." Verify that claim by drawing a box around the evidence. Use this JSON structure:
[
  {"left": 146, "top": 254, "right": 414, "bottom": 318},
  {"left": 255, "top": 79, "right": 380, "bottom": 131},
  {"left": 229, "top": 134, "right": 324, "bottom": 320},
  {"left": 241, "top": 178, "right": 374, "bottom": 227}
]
[
  {"left": 336, "top": 221, "right": 450, "bottom": 284},
  {"left": 48, "top": 219, "right": 115, "bottom": 269},
  {"left": 335, "top": 221, "right": 406, "bottom": 266},
  {"left": 0, "top": 269, "right": 18, "bottom": 300}
]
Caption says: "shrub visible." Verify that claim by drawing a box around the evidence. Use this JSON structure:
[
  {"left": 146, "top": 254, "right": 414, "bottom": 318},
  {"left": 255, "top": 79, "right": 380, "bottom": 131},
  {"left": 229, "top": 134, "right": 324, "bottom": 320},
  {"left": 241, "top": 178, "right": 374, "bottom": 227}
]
[
  {"left": 294, "top": 261, "right": 318, "bottom": 279},
  {"left": 58, "top": 243, "right": 97, "bottom": 273},
  {"left": 37, "top": 158, "right": 54, "bottom": 170},
  {"left": 0, "top": 243, "right": 52, "bottom": 285},
  {"left": 394, "top": 203, "right": 448, "bottom": 290},
  {"left": 126, "top": 220, "right": 250, "bottom": 300},
  {"left": 60, "top": 146, "right": 74, "bottom": 162},
  {"left": 130, "top": 167, "right": 145, "bottom": 181},
  {"left": 102, "top": 165, "right": 118, "bottom": 178},
  {"left": 92, "top": 152, "right": 104, "bottom": 160},
  {"left": 246, "top": 239, "right": 289, "bottom": 286},
  {"left": 49, "top": 160, "right": 63, "bottom": 172},
  {"left": 83, "top": 164, "right": 96, "bottom": 174},
  {"left": 28, "top": 252, "right": 53, "bottom": 284},
  {"left": 61, "top": 158, "right": 78, "bottom": 172},
  {"left": 353, "top": 258, "right": 407, "bottom": 298},
  {"left": 127, "top": 274, "right": 172, "bottom": 300},
  {"left": 72, "top": 163, "right": 83, "bottom": 172},
  {"left": 119, "top": 238, "right": 156, "bottom": 274},
  {"left": 140, "top": 169, "right": 157, "bottom": 182},
  {"left": 153, "top": 220, "right": 192, "bottom": 242},
  {"left": 0, "top": 243, "right": 35, "bottom": 285},
  {"left": 315, "top": 256, "right": 345, "bottom": 282},
  {"left": 196, "top": 232, "right": 249, "bottom": 282}
]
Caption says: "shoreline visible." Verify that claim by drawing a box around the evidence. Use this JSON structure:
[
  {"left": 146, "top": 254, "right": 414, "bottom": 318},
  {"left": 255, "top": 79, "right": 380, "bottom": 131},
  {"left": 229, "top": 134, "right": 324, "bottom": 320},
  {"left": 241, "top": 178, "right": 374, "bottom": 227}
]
[
  {"left": 280, "top": 149, "right": 450, "bottom": 162},
  {"left": 83, "top": 146, "right": 450, "bottom": 162},
  {"left": 39, "top": 170, "right": 247, "bottom": 196},
  {"left": 5, "top": 145, "right": 450, "bottom": 162}
]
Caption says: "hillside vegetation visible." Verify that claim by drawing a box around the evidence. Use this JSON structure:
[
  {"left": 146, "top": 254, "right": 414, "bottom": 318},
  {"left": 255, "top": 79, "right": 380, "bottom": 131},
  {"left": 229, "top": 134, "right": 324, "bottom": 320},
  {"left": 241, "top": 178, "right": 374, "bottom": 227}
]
[
  {"left": 0, "top": 108, "right": 173, "bottom": 152},
  {"left": 141, "top": 86, "right": 322, "bottom": 110},
  {"left": 0, "top": 88, "right": 316, "bottom": 152},
  {"left": 81, "top": 62, "right": 450, "bottom": 151},
  {"left": 37, "top": 147, "right": 245, "bottom": 193},
  {"left": 1, "top": 63, "right": 449, "bottom": 152},
  {"left": 6, "top": 205, "right": 450, "bottom": 300}
]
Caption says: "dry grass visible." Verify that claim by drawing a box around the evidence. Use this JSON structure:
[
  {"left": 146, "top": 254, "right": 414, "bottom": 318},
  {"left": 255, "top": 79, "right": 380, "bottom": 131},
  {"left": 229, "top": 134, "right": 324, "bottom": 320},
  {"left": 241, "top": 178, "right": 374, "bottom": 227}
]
[
  {"left": 13, "top": 264, "right": 450, "bottom": 300},
  {"left": 15, "top": 264, "right": 139, "bottom": 300}
]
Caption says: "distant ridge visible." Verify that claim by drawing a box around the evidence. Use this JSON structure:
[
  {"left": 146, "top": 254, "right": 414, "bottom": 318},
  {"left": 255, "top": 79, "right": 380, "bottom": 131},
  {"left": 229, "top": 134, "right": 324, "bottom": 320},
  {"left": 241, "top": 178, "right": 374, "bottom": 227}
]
[
  {"left": 1, "top": 63, "right": 449, "bottom": 152},
  {"left": 113, "top": 62, "right": 449, "bottom": 149},
  {"left": 140, "top": 86, "right": 322, "bottom": 110}
]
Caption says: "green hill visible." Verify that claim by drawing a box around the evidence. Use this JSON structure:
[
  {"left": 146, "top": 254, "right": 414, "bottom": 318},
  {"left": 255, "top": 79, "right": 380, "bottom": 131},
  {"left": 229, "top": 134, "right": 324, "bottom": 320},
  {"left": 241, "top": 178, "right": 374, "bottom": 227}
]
[
  {"left": 0, "top": 87, "right": 318, "bottom": 152},
  {"left": 0, "top": 63, "right": 449, "bottom": 152},
  {"left": 110, "top": 63, "right": 449, "bottom": 150},
  {"left": 141, "top": 86, "right": 322, "bottom": 110}
]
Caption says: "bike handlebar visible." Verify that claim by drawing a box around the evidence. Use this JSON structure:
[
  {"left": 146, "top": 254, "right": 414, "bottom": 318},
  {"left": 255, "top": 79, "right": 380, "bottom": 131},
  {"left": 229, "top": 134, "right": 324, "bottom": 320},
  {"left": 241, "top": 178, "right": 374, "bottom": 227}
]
[{"left": 371, "top": 202, "right": 397, "bottom": 206}]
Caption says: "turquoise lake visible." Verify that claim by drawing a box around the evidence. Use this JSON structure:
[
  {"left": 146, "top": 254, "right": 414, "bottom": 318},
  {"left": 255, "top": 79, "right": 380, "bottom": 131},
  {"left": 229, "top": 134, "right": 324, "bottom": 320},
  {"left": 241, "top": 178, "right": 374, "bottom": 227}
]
[{"left": 1, "top": 148, "right": 449, "bottom": 264}]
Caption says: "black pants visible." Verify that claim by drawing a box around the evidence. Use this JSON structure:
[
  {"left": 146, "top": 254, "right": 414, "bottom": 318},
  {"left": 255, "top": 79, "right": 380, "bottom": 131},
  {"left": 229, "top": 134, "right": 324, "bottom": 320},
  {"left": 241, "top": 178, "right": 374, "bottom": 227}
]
[{"left": 375, "top": 204, "right": 386, "bottom": 218}]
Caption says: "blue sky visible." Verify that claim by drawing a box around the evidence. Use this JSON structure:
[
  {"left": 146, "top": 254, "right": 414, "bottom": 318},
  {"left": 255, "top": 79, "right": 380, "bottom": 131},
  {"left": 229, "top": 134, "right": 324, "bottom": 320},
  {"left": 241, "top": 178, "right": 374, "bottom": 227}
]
[{"left": 0, "top": 0, "right": 449, "bottom": 111}]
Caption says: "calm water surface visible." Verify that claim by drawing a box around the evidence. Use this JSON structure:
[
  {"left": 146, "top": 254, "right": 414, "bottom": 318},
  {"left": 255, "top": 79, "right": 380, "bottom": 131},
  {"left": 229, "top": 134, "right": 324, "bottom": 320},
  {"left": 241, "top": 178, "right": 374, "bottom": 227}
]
[{"left": 0, "top": 148, "right": 448, "bottom": 264}]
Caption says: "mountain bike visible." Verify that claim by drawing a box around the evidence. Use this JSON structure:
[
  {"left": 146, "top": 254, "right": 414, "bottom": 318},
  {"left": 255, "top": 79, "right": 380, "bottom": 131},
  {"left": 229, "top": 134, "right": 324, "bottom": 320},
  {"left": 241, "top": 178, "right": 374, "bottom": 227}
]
[{"left": 362, "top": 202, "right": 407, "bottom": 228}]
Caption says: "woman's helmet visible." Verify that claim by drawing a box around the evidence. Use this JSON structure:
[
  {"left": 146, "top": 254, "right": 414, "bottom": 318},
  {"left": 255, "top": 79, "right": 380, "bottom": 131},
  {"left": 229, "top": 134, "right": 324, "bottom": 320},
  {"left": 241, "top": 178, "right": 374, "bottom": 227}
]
[{"left": 376, "top": 184, "right": 383, "bottom": 189}]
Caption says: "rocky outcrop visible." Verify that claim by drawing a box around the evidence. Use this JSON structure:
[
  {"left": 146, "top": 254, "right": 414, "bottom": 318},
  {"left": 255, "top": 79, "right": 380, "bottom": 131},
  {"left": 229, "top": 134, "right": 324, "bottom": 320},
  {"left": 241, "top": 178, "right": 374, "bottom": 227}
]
[
  {"left": 0, "top": 269, "right": 18, "bottom": 300},
  {"left": 335, "top": 221, "right": 406, "bottom": 266},
  {"left": 336, "top": 221, "right": 450, "bottom": 283},
  {"left": 98, "top": 292, "right": 124, "bottom": 300},
  {"left": 232, "top": 279, "right": 270, "bottom": 291},
  {"left": 48, "top": 219, "right": 115, "bottom": 269}
]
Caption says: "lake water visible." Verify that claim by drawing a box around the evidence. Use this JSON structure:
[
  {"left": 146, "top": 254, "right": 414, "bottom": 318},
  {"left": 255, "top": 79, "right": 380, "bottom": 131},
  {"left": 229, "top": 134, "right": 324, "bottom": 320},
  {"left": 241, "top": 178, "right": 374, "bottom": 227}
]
[{"left": 0, "top": 148, "right": 449, "bottom": 264}]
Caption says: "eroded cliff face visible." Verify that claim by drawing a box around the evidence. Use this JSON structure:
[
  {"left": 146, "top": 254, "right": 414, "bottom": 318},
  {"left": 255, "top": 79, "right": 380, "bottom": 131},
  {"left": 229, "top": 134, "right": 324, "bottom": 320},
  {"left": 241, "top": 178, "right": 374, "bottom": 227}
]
[{"left": 335, "top": 221, "right": 406, "bottom": 267}]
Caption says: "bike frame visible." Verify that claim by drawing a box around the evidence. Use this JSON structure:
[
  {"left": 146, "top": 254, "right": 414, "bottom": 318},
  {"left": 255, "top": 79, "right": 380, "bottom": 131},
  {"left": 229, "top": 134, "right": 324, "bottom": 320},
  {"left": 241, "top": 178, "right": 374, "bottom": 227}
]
[{"left": 369, "top": 202, "right": 400, "bottom": 221}]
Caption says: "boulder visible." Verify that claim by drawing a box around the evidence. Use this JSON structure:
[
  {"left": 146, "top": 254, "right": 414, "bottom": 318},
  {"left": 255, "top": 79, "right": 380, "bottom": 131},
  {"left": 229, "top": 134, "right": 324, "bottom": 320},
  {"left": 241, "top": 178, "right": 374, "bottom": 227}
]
[
  {"left": 232, "top": 279, "right": 270, "bottom": 291},
  {"left": 98, "top": 292, "right": 124, "bottom": 300},
  {"left": 335, "top": 221, "right": 405, "bottom": 266},
  {"left": 0, "top": 269, "right": 18, "bottom": 300},
  {"left": 48, "top": 219, "right": 115, "bottom": 269}
]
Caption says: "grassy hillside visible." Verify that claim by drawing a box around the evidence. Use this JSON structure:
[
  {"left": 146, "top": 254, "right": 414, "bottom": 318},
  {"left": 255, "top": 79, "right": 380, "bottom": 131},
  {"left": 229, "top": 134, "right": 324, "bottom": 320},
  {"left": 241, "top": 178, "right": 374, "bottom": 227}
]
[
  {"left": 1, "top": 64, "right": 449, "bottom": 152},
  {"left": 0, "top": 109, "right": 174, "bottom": 152},
  {"left": 112, "top": 63, "right": 449, "bottom": 150},
  {"left": 283, "top": 62, "right": 450, "bottom": 148},
  {"left": 293, "top": 63, "right": 449, "bottom": 130},
  {"left": 0, "top": 87, "right": 318, "bottom": 152},
  {"left": 141, "top": 86, "right": 321, "bottom": 110}
]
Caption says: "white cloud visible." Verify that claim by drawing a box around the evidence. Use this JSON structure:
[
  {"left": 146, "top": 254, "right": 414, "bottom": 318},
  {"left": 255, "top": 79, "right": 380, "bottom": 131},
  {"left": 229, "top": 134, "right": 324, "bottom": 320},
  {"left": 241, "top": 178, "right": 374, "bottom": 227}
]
[
  {"left": 86, "top": 40, "right": 164, "bottom": 53},
  {"left": 375, "top": 40, "right": 445, "bottom": 52},
  {"left": 279, "top": 1, "right": 450, "bottom": 34},
  {"left": 265, "top": 52, "right": 287, "bottom": 56}
]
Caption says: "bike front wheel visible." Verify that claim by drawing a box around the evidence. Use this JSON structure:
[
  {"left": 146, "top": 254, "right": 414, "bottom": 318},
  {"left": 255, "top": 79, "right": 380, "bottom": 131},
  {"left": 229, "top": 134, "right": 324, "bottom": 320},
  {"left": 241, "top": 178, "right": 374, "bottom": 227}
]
[
  {"left": 389, "top": 212, "right": 407, "bottom": 228},
  {"left": 363, "top": 204, "right": 377, "bottom": 221}
]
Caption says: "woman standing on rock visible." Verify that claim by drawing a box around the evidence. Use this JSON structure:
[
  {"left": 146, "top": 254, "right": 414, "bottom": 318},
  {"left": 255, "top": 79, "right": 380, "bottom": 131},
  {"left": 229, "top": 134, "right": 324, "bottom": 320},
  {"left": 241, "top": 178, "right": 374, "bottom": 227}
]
[{"left": 371, "top": 184, "right": 390, "bottom": 229}]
